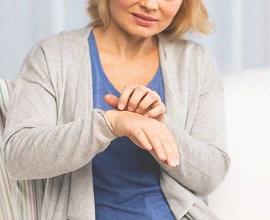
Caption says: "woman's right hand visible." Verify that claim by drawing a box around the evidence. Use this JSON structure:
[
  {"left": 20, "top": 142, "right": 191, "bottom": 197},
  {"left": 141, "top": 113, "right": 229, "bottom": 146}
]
[{"left": 105, "top": 110, "right": 179, "bottom": 167}]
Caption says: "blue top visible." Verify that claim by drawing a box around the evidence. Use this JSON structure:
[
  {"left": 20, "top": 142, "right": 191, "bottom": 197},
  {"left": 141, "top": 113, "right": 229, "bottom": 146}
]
[{"left": 89, "top": 30, "right": 175, "bottom": 220}]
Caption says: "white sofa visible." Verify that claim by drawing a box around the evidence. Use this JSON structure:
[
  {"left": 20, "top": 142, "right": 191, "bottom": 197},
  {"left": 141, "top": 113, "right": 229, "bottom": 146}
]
[
  {"left": 0, "top": 79, "right": 43, "bottom": 220},
  {"left": 208, "top": 68, "right": 270, "bottom": 220}
]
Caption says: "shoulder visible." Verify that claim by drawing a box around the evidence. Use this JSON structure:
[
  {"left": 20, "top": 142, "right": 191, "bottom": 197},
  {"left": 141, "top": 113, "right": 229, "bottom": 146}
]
[
  {"left": 37, "top": 25, "right": 89, "bottom": 49},
  {"left": 19, "top": 25, "right": 91, "bottom": 87},
  {"left": 159, "top": 35, "right": 219, "bottom": 89},
  {"left": 25, "top": 25, "right": 90, "bottom": 63},
  {"left": 160, "top": 35, "right": 214, "bottom": 66},
  {"left": 171, "top": 39, "right": 222, "bottom": 91},
  {"left": 159, "top": 35, "right": 217, "bottom": 77},
  {"left": 21, "top": 25, "right": 91, "bottom": 78}
]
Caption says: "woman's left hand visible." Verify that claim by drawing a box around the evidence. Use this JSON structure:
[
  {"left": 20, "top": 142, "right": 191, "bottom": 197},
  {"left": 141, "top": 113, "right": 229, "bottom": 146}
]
[{"left": 104, "top": 84, "right": 166, "bottom": 123}]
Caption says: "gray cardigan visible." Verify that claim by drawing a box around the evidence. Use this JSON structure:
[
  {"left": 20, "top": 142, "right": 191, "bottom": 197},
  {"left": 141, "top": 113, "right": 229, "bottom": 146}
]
[{"left": 2, "top": 24, "right": 230, "bottom": 220}]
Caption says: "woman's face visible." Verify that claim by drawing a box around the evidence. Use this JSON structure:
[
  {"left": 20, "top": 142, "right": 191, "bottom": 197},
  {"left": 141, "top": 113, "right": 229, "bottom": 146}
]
[{"left": 108, "top": 0, "right": 184, "bottom": 38}]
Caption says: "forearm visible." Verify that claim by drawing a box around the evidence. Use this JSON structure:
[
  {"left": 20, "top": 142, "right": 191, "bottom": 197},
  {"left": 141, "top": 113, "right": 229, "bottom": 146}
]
[
  {"left": 150, "top": 114, "right": 230, "bottom": 196},
  {"left": 3, "top": 108, "right": 117, "bottom": 180}
]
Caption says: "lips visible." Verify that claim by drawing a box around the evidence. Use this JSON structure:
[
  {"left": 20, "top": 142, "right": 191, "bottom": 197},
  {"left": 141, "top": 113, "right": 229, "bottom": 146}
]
[{"left": 132, "top": 13, "right": 159, "bottom": 21}]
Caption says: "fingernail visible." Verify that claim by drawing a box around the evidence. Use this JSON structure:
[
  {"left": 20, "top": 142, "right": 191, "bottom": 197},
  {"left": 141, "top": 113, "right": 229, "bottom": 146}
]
[
  {"left": 175, "top": 159, "right": 179, "bottom": 166},
  {"left": 170, "top": 159, "right": 179, "bottom": 167},
  {"left": 118, "top": 103, "right": 124, "bottom": 110},
  {"left": 169, "top": 160, "right": 176, "bottom": 167}
]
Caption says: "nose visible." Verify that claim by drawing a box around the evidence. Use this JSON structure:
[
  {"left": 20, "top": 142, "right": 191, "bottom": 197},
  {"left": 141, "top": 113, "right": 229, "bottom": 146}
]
[{"left": 139, "top": 0, "right": 159, "bottom": 11}]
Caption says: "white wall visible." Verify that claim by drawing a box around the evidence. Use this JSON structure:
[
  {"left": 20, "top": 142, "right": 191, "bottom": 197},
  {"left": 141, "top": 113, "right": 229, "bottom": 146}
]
[
  {"left": 1, "top": 0, "right": 270, "bottom": 79},
  {"left": 191, "top": 0, "right": 270, "bottom": 73},
  {"left": 0, "top": 0, "right": 89, "bottom": 79}
]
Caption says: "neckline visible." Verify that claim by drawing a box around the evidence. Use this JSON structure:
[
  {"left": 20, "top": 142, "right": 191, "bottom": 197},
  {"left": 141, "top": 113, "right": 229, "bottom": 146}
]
[{"left": 89, "top": 29, "right": 161, "bottom": 95}]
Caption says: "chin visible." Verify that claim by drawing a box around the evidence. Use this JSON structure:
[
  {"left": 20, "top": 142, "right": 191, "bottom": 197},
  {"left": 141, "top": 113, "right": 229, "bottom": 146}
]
[
  {"left": 130, "top": 32, "right": 156, "bottom": 39},
  {"left": 124, "top": 26, "right": 159, "bottom": 39}
]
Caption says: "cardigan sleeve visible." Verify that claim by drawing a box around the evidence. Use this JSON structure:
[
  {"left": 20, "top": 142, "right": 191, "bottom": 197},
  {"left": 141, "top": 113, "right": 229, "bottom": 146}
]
[
  {"left": 149, "top": 48, "right": 231, "bottom": 197},
  {"left": 2, "top": 45, "right": 117, "bottom": 180}
]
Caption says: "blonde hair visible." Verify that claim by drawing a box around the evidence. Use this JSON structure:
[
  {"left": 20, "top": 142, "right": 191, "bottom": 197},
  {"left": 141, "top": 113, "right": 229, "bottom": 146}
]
[{"left": 87, "top": 0, "right": 214, "bottom": 41}]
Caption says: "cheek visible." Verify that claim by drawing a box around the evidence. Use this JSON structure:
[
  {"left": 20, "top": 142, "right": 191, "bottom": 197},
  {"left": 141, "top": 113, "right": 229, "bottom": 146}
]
[
  {"left": 111, "top": 0, "right": 138, "bottom": 9},
  {"left": 109, "top": 0, "right": 138, "bottom": 19},
  {"left": 162, "top": 2, "right": 183, "bottom": 22}
]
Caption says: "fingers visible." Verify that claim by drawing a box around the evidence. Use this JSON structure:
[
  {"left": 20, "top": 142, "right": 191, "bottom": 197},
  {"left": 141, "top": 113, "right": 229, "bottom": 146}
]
[
  {"left": 150, "top": 139, "right": 167, "bottom": 162},
  {"left": 129, "top": 128, "right": 153, "bottom": 151},
  {"left": 117, "top": 84, "right": 163, "bottom": 114},
  {"left": 141, "top": 125, "right": 170, "bottom": 163},
  {"left": 127, "top": 116, "right": 179, "bottom": 167},
  {"left": 118, "top": 85, "right": 138, "bottom": 110},
  {"left": 161, "top": 133, "right": 179, "bottom": 167},
  {"left": 143, "top": 123, "right": 179, "bottom": 167},
  {"left": 104, "top": 94, "right": 119, "bottom": 109},
  {"left": 143, "top": 101, "right": 166, "bottom": 118},
  {"left": 135, "top": 90, "right": 161, "bottom": 114},
  {"left": 127, "top": 86, "right": 152, "bottom": 111},
  {"left": 128, "top": 126, "right": 166, "bottom": 161}
]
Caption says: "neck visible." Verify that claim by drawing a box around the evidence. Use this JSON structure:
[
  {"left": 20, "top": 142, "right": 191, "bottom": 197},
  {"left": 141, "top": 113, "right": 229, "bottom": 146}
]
[{"left": 93, "top": 21, "right": 158, "bottom": 60}]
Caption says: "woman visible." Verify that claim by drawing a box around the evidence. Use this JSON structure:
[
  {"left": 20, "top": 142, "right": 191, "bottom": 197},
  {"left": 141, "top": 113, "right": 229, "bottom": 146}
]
[{"left": 2, "top": 0, "right": 230, "bottom": 219}]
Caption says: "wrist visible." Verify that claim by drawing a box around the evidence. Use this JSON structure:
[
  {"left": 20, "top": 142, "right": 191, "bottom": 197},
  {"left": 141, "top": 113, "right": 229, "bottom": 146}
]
[{"left": 104, "top": 110, "right": 118, "bottom": 135}]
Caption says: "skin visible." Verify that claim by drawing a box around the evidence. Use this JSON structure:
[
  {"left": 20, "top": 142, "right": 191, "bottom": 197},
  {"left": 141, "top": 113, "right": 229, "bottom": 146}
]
[
  {"left": 106, "top": 110, "right": 179, "bottom": 167},
  {"left": 104, "top": 85, "right": 166, "bottom": 122},
  {"left": 99, "top": 0, "right": 184, "bottom": 167}
]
